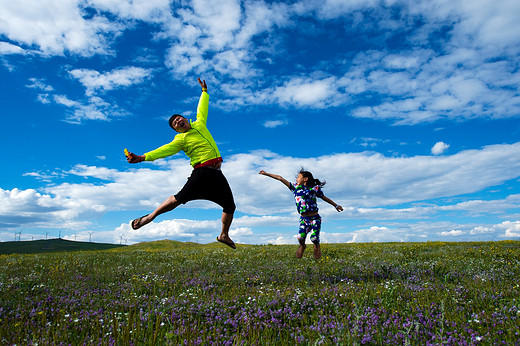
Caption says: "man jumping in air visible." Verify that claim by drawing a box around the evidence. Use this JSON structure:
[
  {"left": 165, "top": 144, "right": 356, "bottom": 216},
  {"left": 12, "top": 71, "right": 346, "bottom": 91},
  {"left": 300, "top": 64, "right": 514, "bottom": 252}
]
[{"left": 126, "top": 78, "right": 237, "bottom": 249}]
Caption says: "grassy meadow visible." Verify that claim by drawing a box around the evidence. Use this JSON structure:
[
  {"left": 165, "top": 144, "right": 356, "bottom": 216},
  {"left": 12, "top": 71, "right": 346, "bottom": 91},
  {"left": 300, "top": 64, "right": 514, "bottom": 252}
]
[{"left": 1, "top": 241, "right": 519, "bottom": 345}]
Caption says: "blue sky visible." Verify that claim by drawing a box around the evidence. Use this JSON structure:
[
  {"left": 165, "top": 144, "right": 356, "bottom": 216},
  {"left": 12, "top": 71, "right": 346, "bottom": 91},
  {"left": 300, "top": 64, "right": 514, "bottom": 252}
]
[{"left": 1, "top": 0, "right": 520, "bottom": 245}]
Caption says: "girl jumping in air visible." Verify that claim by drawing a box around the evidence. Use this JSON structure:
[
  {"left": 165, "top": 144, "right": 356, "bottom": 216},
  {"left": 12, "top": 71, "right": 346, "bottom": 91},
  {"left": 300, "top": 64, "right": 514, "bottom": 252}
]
[{"left": 259, "top": 169, "right": 343, "bottom": 259}]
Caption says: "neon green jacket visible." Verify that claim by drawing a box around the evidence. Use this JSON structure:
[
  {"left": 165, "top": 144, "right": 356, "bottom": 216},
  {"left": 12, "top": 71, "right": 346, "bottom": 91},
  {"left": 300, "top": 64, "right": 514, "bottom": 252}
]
[{"left": 144, "top": 92, "right": 221, "bottom": 167}]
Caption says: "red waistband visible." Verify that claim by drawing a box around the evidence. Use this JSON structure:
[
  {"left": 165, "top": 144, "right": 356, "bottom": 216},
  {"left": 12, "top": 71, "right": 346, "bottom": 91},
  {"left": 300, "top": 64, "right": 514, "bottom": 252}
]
[{"left": 194, "top": 157, "right": 223, "bottom": 169}]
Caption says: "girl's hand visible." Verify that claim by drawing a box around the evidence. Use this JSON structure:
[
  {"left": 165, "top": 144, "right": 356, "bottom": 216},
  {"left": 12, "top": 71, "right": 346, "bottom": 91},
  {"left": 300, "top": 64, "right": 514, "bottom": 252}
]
[
  {"left": 259, "top": 170, "right": 267, "bottom": 175},
  {"left": 335, "top": 205, "right": 344, "bottom": 212}
]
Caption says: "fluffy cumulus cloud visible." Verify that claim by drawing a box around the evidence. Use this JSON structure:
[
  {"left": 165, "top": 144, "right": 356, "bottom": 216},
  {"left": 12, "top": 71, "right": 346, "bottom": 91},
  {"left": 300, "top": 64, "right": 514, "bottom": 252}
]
[
  {"left": 159, "top": 0, "right": 520, "bottom": 125},
  {"left": 98, "top": 215, "right": 292, "bottom": 245},
  {"left": 2, "top": 142, "right": 520, "bottom": 243},
  {"left": 2, "top": 0, "right": 519, "bottom": 124},
  {"left": 163, "top": 0, "right": 291, "bottom": 80},
  {"left": 431, "top": 141, "right": 450, "bottom": 155},
  {"left": 346, "top": 226, "right": 404, "bottom": 243},
  {"left": 0, "top": 42, "right": 25, "bottom": 55},
  {"left": 441, "top": 229, "right": 465, "bottom": 237},
  {"left": 200, "top": 0, "right": 519, "bottom": 124},
  {"left": 88, "top": 0, "right": 172, "bottom": 23},
  {"left": 263, "top": 119, "right": 288, "bottom": 128},
  {"left": 0, "top": 0, "right": 119, "bottom": 56},
  {"left": 69, "top": 67, "right": 154, "bottom": 95},
  {"left": 28, "top": 66, "right": 153, "bottom": 123},
  {"left": 346, "top": 49, "right": 520, "bottom": 124},
  {"left": 51, "top": 94, "right": 125, "bottom": 123},
  {"left": 497, "top": 221, "right": 520, "bottom": 238}
]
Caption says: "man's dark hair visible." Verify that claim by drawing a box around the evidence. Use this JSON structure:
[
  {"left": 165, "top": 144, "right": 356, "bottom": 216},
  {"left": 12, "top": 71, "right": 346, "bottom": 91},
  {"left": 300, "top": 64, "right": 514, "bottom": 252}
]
[{"left": 169, "top": 114, "right": 183, "bottom": 129}]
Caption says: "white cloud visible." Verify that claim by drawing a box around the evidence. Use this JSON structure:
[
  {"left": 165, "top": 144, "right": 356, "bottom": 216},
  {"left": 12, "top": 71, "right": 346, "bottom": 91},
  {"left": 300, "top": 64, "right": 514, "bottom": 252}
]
[
  {"left": 268, "top": 235, "right": 297, "bottom": 245},
  {"left": 4, "top": 0, "right": 518, "bottom": 125},
  {"left": 2, "top": 142, "right": 520, "bottom": 243},
  {"left": 431, "top": 141, "right": 450, "bottom": 155},
  {"left": 263, "top": 119, "right": 288, "bottom": 128},
  {"left": 67, "top": 165, "right": 120, "bottom": 180},
  {"left": 40, "top": 81, "right": 132, "bottom": 122},
  {"left": 0, "top": 0, "right": 120, "bottom": 56},
  {"left": 0, "top": 42, "right": 25, "bottom": 55},
  {"left": 230, "top": 0, "right": 520, "bottom": 122},
  {"left": 233, "top": 215, "right": 294, "bottom": 228},
  {"left": 350, "top": 137, "right": 389, "bottom": 148},
  {"left": 438, "top": 195, "right": 520, "bottom": 216},
  {"left": 249, "top": 143, "right": 520, "bottom": 210},
  {"left": 165, "top": 45, "right": 205, "bottom": 76},
  {"left": 497, "top": 221, "right": 520, "bottom": 238},
  {"left": 28, "top": 67, "right": 150, "bottom": 124},
  {"left": 164, "top": 0, "right": 291, "bottom": 80},
  {"left": 346, "top": 226, "right": 404, "bottom": 243},
  {"left": 346, "top": 48, "right": 520, "bottom": 124},
  {"left": 191, "top": 0, "right": 242, "bottom": 50},
  {"left": 26, "top": 78, "right": 54, "bottom": 92},
  {"left": 319, "top": 219, "right": 520, "bottom": 244},
  {"left": 163, "top": 0, "right": 245, "bottom": 77},
  {"left": 118, "top": 219, "right": 204, "bottom": 242},
  {"left": 383, "top": 54, "right": 421, "bottom": 70},
  {"left": 229, "top": 227, "right": 253, "bottom": 236},
  {"left": 442, "top": 0, "right": 520, "bottom": 54},
  {"left": 88, "top": 0, "right": 172, "bottom": 23},
  {"left": 470, "top": 226, "right": 496, "bottom": 235},
  {"left": 293, "top": 0, "right": 380, "bottom": 20},
  {"left": 53, "top": 95, "right": 118, "bottom": 123},
  {"left": 272, "top": 77, "right": 340, "bottom": 108},
  {"left": 54, "top": 95, "right": 81, "bottom": 108},
  {"left": 69, "top": 66, "right": 154, "bottom": 95},
  {"left": 441, "top": 230, "right": 465, "bottom": 236}
]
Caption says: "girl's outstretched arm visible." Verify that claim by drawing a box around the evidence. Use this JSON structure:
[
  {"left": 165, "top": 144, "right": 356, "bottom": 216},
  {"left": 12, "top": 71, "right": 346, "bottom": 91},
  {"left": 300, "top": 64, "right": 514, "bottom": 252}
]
[
  {"left": 321, "top": 195, "right": 344, "bottom": 212},
  {"left": 259, "top": 170, "right": 291, "bottom": 188}
]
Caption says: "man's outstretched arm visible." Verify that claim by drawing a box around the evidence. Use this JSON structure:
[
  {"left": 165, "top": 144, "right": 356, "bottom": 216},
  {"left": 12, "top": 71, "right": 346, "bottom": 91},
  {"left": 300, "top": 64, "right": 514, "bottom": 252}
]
[{"left": 196, "top": 78, "right": 210, "bottom": 124}]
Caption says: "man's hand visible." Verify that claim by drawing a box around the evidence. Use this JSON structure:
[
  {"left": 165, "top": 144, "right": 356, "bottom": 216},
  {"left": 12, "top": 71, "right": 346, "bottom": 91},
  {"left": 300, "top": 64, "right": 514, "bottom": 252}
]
[
  {"left": 198, "top": 78, "right": 207, "bottom": 92},
  {"left": 127, "top": 152, "right": 145, "bottom": 163}
]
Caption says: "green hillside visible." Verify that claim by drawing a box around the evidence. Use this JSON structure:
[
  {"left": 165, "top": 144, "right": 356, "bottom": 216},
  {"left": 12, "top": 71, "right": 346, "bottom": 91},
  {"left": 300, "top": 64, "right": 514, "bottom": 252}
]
[
  {"left": 0, "top": 238, "right": 126, "bottom": 255},
  {"left": 0, "top": 238, "right": 242, "bottom": 255},
  {"left": 125, "top": 239, "right": 249, "bottom": 251},
  {"left": 125, "top": 239, "right": 205, "bottom": 251}
]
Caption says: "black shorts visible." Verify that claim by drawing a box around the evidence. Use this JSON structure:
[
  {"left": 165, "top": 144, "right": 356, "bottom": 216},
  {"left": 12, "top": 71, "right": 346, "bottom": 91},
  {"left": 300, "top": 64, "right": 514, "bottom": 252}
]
[{"left": 174, "top": 167, "right": 236, "bottom": 214}]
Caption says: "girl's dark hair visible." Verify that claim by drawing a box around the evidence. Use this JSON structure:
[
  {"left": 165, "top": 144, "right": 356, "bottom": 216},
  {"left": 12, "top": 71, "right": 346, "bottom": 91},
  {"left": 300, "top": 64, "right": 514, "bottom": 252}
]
[{"left": 299, "top": 168, "right": 325, "bottom": 187}]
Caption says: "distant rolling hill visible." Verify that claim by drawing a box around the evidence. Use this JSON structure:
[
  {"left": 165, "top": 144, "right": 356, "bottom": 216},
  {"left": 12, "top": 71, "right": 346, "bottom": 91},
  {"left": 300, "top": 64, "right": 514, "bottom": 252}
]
[
  {"left": 125, "top": 239, "right": 246, "bottom": 251},
  {"left": 125, "top": 239, "right": 205, "bottom": 251},
  {"left": 0, "top": 238, "right": 247, "bottom": 255},
  {"left": 0, "top": 238, "right": 126, "bottom": 255}
]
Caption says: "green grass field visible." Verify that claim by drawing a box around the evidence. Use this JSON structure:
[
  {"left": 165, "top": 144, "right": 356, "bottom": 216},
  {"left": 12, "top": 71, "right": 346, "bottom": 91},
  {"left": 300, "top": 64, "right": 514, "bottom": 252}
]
[{"left": 1, "top": 241, "right": 519, "bottom": 344}]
